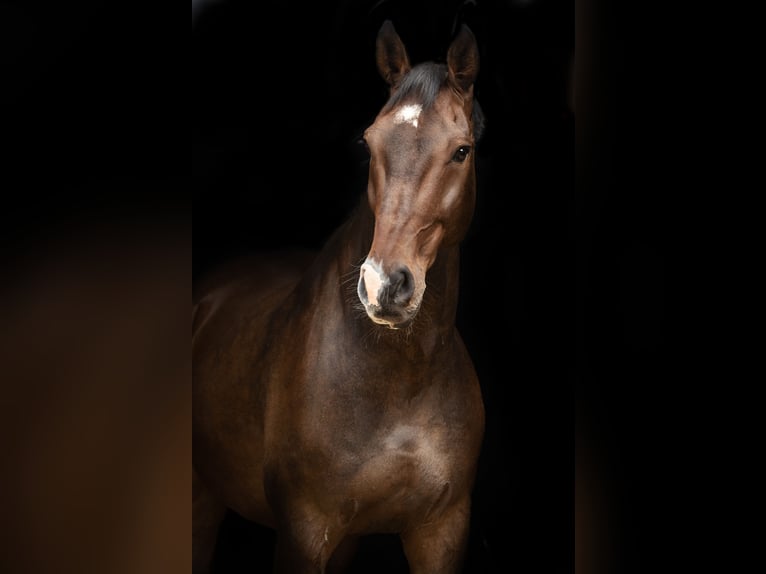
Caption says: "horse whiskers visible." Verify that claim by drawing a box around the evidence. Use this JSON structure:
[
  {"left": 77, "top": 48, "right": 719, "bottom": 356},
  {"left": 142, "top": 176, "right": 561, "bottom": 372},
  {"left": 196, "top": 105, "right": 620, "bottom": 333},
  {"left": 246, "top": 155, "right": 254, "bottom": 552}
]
[
  {"left": 338, "top": 262, "right": 363, "bottom": 289},
  {"left": 339, "top": 274, "right": 360, "bottom": 289}
]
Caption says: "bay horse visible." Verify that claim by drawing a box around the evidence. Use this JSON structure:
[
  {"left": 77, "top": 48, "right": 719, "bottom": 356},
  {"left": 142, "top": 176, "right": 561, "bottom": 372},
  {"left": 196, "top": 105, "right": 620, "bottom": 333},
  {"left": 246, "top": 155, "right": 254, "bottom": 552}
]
[{"left": 193, "top": 20, "right": 485, "bottom": 573}]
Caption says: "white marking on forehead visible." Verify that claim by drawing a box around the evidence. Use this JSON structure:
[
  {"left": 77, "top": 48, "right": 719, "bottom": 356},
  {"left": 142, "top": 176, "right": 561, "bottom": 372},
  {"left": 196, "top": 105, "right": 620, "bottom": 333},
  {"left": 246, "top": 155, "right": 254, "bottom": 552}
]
[{"left": 393, "top": 104, "right": 422, "bottom": 128}]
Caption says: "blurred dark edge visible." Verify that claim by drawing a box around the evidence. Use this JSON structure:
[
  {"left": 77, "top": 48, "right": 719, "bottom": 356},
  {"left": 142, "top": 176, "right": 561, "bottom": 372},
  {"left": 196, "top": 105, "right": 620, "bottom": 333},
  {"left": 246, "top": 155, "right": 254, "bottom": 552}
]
[{"left": 1, "top": 2, "right": 190, "bottom": 574}]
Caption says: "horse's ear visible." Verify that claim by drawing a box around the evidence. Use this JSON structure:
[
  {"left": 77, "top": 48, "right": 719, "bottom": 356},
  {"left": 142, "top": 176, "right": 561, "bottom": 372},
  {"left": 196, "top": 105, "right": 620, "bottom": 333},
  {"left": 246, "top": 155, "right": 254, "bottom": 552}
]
[
  {"left": 376, "top": 20, "right": 411, "bottom": 89},
  {"left": 447, "top": 24, "right": 479, "bottom": 94}
]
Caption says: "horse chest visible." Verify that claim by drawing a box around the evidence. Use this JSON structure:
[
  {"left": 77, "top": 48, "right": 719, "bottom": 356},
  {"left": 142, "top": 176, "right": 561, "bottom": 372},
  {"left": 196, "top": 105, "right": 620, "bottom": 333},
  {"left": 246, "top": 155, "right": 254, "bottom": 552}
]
[
  {"left": 372, "top": 422, "right": 451, "bottom": 485},
  {"left": 292, "top": 343, "right": 474, "bottom": 497},
  {"left": 344, "top": 421, "right": 460, "bottom": 529}
]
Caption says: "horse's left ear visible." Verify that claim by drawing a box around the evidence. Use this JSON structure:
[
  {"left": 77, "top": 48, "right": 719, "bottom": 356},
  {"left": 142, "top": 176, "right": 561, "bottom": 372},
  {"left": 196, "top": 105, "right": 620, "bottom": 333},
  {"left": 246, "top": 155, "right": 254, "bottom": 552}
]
[
  {"left": 447, "top": 24, "right": 479, "bottom": 94},
  {"left": 376, "top": 20, "right": 411, "bottom": 89}
]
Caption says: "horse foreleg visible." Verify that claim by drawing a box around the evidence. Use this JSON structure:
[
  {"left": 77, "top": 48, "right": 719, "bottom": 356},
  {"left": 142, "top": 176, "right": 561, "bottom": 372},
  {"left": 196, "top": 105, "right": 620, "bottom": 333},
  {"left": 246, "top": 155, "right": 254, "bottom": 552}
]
[
  {"left": 271, "top": 509, "right": 348, "bottom": 574},
  {"left": 192, "top": 468, "right": 226, "bottom": 574},
  {"left": 326, "top": 535, "right": 360, "bottom": 574},
  {"left": 400, "top": 497, "right": 472, "bottom": 574}
]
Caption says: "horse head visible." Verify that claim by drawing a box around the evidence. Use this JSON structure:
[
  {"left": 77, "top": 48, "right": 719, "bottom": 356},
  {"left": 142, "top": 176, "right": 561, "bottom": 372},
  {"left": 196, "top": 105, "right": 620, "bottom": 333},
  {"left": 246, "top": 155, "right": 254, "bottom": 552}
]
[{"left": 357, "top": 20, "right": 483, "bottom": 329}]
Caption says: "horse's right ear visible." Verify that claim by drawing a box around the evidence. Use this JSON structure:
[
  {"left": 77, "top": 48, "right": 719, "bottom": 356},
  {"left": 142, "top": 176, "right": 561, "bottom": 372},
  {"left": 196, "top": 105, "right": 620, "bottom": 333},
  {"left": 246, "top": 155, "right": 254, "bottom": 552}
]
[
  {"left": 376, "top": 20, "right": 411, "bottom": 89},
  {"left": 447, "top": 23, "right": 479, "bottom": 94}
]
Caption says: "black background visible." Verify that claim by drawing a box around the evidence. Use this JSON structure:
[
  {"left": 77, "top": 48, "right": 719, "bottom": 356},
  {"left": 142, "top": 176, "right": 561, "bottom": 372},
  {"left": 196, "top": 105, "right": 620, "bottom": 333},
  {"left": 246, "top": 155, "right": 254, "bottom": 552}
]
[
  {"left": 0, "top": 0, "right": 675, "bottom": 572},
  {"left": 194, "top": 1, "right": 577, "bottom": 573}
]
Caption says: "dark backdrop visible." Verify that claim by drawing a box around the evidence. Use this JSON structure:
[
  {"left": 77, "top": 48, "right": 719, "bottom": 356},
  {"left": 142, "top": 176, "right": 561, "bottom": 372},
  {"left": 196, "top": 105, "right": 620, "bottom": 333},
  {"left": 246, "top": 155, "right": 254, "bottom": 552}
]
[
  {"left": 0, "top": 1, "right": 673, "bottom": 571},
  {"left": 193, "top": 1, "right": 574, "bottom": 572}
]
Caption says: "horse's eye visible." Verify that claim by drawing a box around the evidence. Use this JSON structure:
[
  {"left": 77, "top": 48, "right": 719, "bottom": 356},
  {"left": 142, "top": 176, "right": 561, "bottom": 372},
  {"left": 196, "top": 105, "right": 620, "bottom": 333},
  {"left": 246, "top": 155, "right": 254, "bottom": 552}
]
[{"left": 452, "top": 145, "right": 471, "bottom": 163}]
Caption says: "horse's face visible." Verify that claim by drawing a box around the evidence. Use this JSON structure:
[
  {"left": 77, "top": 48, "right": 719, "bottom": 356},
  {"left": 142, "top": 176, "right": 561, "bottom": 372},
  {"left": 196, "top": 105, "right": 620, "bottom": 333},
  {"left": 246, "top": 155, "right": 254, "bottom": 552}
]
[
  {"left": 357, "top": 22, "right": 480, "bottom": 330},
  {"left": 357, "top": 91, "right": 476, "bottom": 329}
]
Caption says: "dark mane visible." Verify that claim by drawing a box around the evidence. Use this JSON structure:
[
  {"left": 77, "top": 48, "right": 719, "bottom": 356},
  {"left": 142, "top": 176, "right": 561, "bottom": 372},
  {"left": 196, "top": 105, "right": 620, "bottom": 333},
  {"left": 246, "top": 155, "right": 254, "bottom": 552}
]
[
  {"left": 382, "top": 61, "right": 486, "bottom": 141},
  {"left": 383, "top": 62, "right": 446, "bottom": 111}
]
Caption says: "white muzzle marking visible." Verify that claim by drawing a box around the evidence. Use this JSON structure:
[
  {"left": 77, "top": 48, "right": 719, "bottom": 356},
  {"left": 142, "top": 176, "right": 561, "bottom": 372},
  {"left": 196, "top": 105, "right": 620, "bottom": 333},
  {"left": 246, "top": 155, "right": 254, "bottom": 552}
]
[{"left": 360, "top": 260, "right": 384, "bottom": 306}]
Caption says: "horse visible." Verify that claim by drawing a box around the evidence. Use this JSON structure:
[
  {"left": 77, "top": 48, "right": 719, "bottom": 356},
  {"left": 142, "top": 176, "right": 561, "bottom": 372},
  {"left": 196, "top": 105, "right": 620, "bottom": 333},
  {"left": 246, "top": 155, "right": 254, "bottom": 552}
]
[{"left": 192, "top": 19, "right": 486, "bottom": 573}]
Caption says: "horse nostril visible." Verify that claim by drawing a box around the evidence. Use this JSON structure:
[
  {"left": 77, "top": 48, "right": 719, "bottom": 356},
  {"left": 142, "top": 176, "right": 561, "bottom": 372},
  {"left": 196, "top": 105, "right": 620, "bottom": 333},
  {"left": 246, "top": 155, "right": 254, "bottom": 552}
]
[{"left": 390, "top": 265, "right": 415, "bottom": 306}]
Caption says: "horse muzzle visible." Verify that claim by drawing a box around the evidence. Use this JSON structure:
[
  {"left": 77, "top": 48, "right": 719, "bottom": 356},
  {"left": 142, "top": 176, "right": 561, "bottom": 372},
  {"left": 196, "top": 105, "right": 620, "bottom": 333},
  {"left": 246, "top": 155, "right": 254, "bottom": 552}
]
[{"left": 357, "top": 259, "right": 420, "bottom": 329}]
